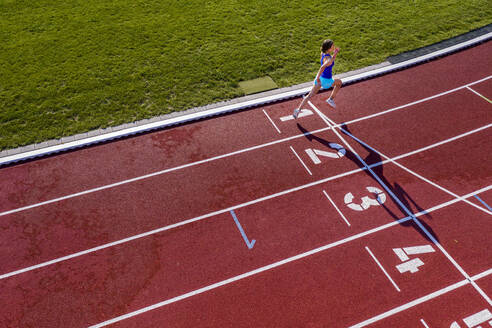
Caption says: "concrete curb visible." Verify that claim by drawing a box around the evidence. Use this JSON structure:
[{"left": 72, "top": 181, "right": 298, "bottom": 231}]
[{"left": 1, "top": 29, "right": 491, "bottom": 166}]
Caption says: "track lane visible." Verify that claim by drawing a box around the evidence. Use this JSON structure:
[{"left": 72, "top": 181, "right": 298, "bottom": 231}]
[
  {"left": 338, "top": 87, "right": 492, "bottom": 160},
  {"left": 0, "top": 103, "right": 325, "bottom": 213},
  {"left": 99, "top": 221, "right": 466, "bottom": 328},
  {"left": 397, "top": 128, "right": 492, "bottom": 196}
]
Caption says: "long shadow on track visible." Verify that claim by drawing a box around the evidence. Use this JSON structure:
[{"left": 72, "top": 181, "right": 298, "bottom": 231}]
[{"left": 297, "top": 123, "right": 438, "bottom": 243}]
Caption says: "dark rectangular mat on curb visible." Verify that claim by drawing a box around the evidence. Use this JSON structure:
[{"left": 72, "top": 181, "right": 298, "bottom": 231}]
[{"left": 239, "top": 76, "right": 278, "bottom": 95}]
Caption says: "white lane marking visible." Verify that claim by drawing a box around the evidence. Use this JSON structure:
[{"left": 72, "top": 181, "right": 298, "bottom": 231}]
[
  {"left": 310, "top": 102, "right": 492, "bottom": 305},
  {"left": 472, "top": 268, "right": 492, "bottom": 281},
  {"left": 280, "top": 109, "right": 314, "bottom": 121},
  {"left": 88, "top": 217, "right": 417, "bottom": 327},
  {"left": 2, "top": 163, "right": 491, "bottom": 281},
  {"left": 343, "top": 76, "right": 492, "bottom": 127},
  {"left": 0, "top": 165, "right": 368, "bottom": 280},
  {"left": 263, "top": 109, "right": 281, "bottom": 133},
  {"left": 37, "top": 196, "right": 492, "bottom": 327},
  {"left": 0, "top": 126, "right": 331, "bottom": 218},
  {"left": 290, "top": 146, "right": 312, "bottom": 175},
  {"left": 323, "top": 190, "right": 351, "bottom": 226},
  {"left": 381, "top": 124, "right": 492, "bottom": 166},
  {"left": 365, "top": 246, "right": 401, "bottom": 292},
  {"left": 420, "top": 318, "right": 430, "bottom": 328},
  {"left": 4, "top": 121, "right": 488, "bottom": 220},
  {"left": 353, "top": 255, "right": 492, "bottom": 327},
  {"left": 350, "top": 280, "right": 470, "bottom": 327},
  {"left": 466, "top": 86, "right": 492, "bottom": 103},
  {"left": 91, "top": 263, "right": 492, "bottom": 327},
  {"left": 2, "top": 77, "right": 491, "bottom": 218}
]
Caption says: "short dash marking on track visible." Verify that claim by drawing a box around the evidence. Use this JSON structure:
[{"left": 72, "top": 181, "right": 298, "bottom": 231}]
[
  {"left": 420, "top": 318, "right": 430, "bottom": 328},
  {"left": 280, "top": 109, "right": 314, "bottom": 121},
  {"left": 231, "top": 210, "right": 256, "bottom": 249},
  {"left": 474, "top": 195, "right": 492, "bottom": 212},
  {"left": 262, "top": 109, "right": 281, "bottom": 133},
  {"left": 365, "top": 246, "right": 401, "bottom": 292},
  {"left": 290, "top": 146, "right": 312, "bottom": 175},
  {"left": 466, "top": 86, "right": 492, "bottom": 104},
  {"left": 323, "top": 190, "right": 351, "bottom": 226}
]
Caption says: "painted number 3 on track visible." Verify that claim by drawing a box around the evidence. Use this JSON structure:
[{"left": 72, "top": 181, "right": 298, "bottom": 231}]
[{"left": 344, "top": 186, "right": 387, "bottom": 211}]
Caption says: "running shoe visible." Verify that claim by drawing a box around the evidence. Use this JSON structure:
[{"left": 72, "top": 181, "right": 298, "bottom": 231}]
[
  {"left": 326, "top": 98, "right": 336, "bottom": 108},
  {"left": 293, "top": 108, "right": 301, "bottom": 119}
]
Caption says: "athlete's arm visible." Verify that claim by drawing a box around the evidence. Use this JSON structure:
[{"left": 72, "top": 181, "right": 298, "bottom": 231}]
[{"left": 322, "top": 48, "right": 340, "bottom": 67}]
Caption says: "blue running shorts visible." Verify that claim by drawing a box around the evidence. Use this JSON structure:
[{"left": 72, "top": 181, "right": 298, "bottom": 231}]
[{"left": 314, "top": 76, "right": 334, "bottom": 89}]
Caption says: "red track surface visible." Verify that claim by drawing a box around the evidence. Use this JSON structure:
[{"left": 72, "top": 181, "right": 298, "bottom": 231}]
[{"left": 1, "top": 42, "right": 491, "bottom": 327}]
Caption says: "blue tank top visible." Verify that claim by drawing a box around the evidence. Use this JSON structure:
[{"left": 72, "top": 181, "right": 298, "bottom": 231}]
[{"left": 320, "top": 53, "right": 334, "bottom": 79}]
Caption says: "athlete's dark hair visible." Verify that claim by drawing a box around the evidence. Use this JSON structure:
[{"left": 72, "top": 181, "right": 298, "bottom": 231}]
[{"left": 321, "top": 39, "right": 334, "bottom": 53}]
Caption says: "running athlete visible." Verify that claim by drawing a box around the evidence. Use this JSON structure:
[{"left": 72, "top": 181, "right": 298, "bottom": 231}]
[{"left": 293, "top": 39, "right": 342, "bottom": 118}]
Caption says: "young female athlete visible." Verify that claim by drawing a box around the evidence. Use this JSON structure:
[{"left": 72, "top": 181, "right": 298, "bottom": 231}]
[{"left": 293, "top": 39, "right": 342, "bottom": 118}]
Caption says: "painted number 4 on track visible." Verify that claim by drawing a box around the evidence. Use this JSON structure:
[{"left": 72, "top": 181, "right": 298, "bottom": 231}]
[{"left": 393, "top": 245, "right": 435, "bottom": 274}]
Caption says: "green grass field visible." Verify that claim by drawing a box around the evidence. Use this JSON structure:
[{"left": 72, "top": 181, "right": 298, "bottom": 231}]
[{"left": 1, "top": 0, "right": 490, "bottom": 150}]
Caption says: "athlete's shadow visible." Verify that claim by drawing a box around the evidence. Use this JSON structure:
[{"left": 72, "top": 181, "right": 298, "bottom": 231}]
[{"left": 297, "top": 123, "right": 438, "bottom": 243}]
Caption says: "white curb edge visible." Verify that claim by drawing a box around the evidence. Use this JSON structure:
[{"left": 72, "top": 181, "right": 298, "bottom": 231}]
[{"left": 1, "top": 32, "right": 490, "bottom": 166}]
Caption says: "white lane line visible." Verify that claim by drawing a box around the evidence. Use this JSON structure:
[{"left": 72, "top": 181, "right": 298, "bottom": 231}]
[
  {"left": 466, "top": 86, "right": 492, "bottom": 103},
  {"left": 472, "top": 268, "right": 492, "bottom": 281},
  {"left": 88, "top": 218, "right": 415, "bottom": 327},
  {"left": 323, "top": 190, "right": 351, "bottom": 226},
  {"left": 3, "top": 185, "right": 488, "bottom": 281},
  {"left": 263, "top": 109, "right": 281, "bottom": 133},
  {"left": 420, "top": 318, "right": 430, "bottom": 328},
  {"left": 4, "top": 121, "right": 487, "bottom": 220},
  {"left": 2, "top": 140, "right": 491, "bottom": 282},
  {"left": 310, "top": 102, "right": 492, "bottom": 305},
  {"left": 352, "top": 267, "right": 492, "bottom": 327},
  {"left": 57, "top": 197, "right": 492, "bottom": 326},
  {"left": 378, "top": 124, "right": 492, "bottom": 165},
  {"left": 2, "top": 77, "right": 490, "bottom": 218},
  {"left": 350, "top": 279, "right": 469, "bottom": 327},
  {"left": 365, "top": 246, "right": 400, "bottom": 292},
  {"left": 0, "top": 126, "right": 331, "bottom": 218},
  {"left": 343, "top": 75, "right": 491, "bottom": 126},
  {"left": 290, "top": 146, "right": 312, "bottom": 175},
  {"left": 0, "top": 165, "right": 367, "bottom": 280}
]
